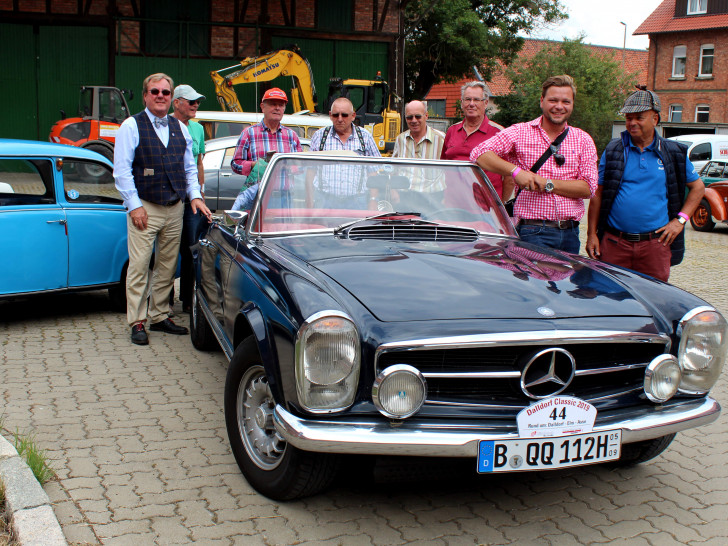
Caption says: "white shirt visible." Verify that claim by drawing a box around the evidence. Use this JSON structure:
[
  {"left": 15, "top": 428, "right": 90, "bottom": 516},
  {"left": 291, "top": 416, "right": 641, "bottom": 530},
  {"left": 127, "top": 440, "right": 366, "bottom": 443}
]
[{"left": 113, "top": 108, "right": 201, "bottom": 212}]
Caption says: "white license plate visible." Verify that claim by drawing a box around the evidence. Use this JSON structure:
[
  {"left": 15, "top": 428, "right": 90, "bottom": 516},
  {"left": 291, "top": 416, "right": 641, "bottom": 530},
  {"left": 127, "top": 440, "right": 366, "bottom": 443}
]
[{"left": 477, "top": 430, "right": 622, "bottom": 473}]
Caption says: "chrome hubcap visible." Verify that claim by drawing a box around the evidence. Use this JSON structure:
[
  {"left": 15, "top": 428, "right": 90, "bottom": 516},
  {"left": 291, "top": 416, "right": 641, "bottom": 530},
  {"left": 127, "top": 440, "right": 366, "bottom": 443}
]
[{"left": 237, "top": 366, "right": 286, "bottom": 470}]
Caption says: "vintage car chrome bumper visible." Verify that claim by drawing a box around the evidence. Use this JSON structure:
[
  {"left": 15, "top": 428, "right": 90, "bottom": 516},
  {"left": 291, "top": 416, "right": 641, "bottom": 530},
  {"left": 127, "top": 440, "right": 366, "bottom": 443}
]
[{"left": 274, "top": 398, "right": 720, "bottom": 457}]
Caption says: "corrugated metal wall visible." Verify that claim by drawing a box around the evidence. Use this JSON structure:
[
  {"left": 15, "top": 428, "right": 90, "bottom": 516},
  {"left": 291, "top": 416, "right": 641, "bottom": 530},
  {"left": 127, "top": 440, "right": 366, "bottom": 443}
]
[
  {"left": 0, "top": 24, "right": 107, "bottom": 141},
  {"left": 0, "top": 24, "right": 37, "bottom": 140}
]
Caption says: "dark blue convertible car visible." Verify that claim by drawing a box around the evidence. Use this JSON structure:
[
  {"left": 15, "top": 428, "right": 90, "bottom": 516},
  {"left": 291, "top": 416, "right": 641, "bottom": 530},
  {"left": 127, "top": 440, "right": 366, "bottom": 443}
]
[{"left": 192, "top": 153, "right": 725, "bottom": 500}]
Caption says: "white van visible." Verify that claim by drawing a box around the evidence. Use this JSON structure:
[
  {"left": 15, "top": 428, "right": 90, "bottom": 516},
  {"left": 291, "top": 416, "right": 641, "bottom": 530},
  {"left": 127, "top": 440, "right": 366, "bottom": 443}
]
[
  {"left": 668, "top": 134, "right": 728, "bottom": 172},
  {"left": 195, "top": 110, "right": 332, "bottom": 142}
]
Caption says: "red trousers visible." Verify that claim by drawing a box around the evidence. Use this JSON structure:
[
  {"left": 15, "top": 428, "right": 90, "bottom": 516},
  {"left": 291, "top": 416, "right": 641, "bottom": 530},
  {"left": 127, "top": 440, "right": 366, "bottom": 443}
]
[{"left": 599, "top": 233, "right": 672, "bottom": 282}]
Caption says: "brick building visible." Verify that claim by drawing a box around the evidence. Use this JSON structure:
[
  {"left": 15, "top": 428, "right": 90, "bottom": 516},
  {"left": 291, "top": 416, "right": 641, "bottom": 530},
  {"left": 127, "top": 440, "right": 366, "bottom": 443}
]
[
  {"left": 635, "top": 0, "right": 728, "bottom": 127},
  {"left": 425, "top": 39, "right": 649, "bottom": 120},
  {"left": 0, "top": 0, "right": 403, "bottom": 140}
]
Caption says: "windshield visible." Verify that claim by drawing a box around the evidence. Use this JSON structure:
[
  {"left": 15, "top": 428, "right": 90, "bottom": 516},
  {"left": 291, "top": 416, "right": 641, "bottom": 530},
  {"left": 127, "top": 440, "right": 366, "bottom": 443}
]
[{"left": 247, "top": 155, "right": 516, "bottom": 236}]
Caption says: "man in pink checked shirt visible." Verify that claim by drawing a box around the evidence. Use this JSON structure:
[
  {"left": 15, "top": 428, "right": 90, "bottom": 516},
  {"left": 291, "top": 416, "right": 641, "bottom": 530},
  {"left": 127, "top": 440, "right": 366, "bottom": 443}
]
[
  {"left": 231, "top": 87, "right": 302, "bottom": 177},
  {"left": 470, "top": 75, "right": 598, "bottom": 254}
]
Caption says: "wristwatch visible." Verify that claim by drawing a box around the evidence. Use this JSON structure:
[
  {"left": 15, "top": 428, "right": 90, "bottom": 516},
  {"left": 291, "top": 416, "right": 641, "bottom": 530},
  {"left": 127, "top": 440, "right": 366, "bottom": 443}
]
[
  {"left": 545, "top": 179, "right": 555, "bottom": 193},
  {"left": 677, "top": 215, "right": 687, "bottom": 225}
]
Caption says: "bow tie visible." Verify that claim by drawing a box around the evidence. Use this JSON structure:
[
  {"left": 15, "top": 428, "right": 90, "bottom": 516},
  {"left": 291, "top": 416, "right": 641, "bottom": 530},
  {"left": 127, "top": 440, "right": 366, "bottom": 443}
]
[{"left": 153, "top": 116, "right": 168, "bottom": 128}]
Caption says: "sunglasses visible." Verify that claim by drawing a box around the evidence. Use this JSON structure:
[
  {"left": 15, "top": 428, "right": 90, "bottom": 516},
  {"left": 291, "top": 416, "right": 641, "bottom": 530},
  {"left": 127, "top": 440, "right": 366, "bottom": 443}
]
[
  {"left": 183, "top": 99, "right": 200, "bottom": 106},
  {"left": 550, "top": 145, "right": 565, "bottom": 166},
  {"left": 331, "top": 112, "right": 351, "bottom": 118},
  {"left": 406, "top": 114, "right": 423, "bottom": 120},
  {"left": 149, "top": 88, "right": 171, "bottom": 96}
]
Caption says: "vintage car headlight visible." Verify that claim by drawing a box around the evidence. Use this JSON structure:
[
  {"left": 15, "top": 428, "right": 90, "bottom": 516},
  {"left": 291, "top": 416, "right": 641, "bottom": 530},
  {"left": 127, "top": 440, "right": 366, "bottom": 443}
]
[
  {"left": 295, "top": 311, "right": 360, "bottom": 412},
  {"left": 678, "top": 308, "right": 728, "bottom": 394},
  {"left": 644, "top": 355, "right": 681, "bottom": 403},
  {"left": 372, "top": 365, "right": 427, "bottom": 419}
]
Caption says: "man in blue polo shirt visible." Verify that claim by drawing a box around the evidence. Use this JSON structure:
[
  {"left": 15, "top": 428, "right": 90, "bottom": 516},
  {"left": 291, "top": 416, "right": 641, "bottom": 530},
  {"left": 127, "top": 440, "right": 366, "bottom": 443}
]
[{"left": 586, "top": 87, "right": 704, "bottom": 282}]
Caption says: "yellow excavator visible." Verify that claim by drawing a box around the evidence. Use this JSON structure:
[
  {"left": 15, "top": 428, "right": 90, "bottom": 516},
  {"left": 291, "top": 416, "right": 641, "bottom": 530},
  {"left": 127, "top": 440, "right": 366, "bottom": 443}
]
[{"left": 210, "top": 46, "right": 400, "bottom": 152}]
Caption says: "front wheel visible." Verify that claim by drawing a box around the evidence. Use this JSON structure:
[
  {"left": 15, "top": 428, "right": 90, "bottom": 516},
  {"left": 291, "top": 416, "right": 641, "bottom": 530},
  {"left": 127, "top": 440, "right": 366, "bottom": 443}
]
[
  {"left": 224, "top": 337, "right": 340, "bottom": 500},
  {"left": 690, "top": 199, "right": 715, "bottom": 232}
]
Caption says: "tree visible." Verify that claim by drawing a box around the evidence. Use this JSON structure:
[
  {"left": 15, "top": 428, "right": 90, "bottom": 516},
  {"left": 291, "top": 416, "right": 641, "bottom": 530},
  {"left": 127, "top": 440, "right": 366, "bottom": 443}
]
[
  {"left": 492, "top": 38, "right": 640, "bottom": 152},
  {"left": 404, "top": 0, "right": 567, "bottom": 101}
]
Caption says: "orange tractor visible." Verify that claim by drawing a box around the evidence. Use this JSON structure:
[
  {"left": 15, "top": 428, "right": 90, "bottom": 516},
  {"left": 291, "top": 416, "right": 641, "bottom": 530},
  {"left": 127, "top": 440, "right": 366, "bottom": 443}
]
[{"left": 48, "top": 86, "right": 134, "bottom": 162}]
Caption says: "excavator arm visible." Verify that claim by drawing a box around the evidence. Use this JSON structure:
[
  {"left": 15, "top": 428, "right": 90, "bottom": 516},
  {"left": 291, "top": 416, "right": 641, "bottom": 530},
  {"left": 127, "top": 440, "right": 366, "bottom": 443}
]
[{"left": 210, "top": 48, "right": 318, "bottom": 113}]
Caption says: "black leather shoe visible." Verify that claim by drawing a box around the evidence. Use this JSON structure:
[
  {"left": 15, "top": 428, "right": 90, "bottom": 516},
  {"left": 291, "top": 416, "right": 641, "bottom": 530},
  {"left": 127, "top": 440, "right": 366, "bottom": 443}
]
[
  {"left": 149, "top": 318, "right": 188, "bottom": 335},
  {"left": 131, "top": 323, "right": 149, "bottom": 345}
]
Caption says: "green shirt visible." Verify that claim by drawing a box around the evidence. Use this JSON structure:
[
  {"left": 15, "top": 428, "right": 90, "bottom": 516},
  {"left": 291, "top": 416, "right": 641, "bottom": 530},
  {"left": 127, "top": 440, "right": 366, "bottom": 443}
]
[{"left": 188, "top": 120, "right": 205, "bottom": 161}]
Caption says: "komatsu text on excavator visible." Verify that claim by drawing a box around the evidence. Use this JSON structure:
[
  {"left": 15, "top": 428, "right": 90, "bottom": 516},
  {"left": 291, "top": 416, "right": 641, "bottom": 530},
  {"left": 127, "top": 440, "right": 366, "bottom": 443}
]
[{"left": 210, "top": 46, "right": 400, "bottom": 152}]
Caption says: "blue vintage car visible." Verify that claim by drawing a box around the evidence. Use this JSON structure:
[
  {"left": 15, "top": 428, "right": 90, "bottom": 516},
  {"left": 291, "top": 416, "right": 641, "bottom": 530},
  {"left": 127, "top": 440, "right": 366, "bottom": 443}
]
[
  {"left": 191, "top": 154, "right": 726, "bottom": 500},
  {"left": 0, "top": 139, "right": 128, "bottom": 309}
]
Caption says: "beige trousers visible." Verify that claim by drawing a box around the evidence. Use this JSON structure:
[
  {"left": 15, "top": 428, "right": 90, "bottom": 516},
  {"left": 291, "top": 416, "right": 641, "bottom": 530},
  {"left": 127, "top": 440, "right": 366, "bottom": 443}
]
[{"left": 126, "top": 199, "right": 183, "bottom": 325}]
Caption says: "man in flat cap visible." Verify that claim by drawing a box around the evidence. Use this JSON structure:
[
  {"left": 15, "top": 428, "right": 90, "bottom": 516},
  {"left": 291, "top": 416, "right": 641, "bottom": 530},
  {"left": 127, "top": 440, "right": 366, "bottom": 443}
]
[{"left": 586, "top": 86, "right": 704, "bottom": 281}]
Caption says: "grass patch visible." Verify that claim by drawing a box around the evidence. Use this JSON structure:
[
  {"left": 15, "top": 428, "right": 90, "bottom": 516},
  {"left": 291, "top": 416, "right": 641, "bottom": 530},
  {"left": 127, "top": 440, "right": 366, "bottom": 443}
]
[{"left": 12, "top": 431, "right": 55, "bottom": 485}]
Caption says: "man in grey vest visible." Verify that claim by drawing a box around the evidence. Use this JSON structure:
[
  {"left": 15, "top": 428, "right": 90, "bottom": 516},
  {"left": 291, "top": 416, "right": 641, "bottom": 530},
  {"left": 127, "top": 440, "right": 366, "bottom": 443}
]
[
  {"left": 114, "top": 73, "right": 211, "bottom": 345},
  {"left": 586, "top": 87, "right": 703, "bottom": 282}
]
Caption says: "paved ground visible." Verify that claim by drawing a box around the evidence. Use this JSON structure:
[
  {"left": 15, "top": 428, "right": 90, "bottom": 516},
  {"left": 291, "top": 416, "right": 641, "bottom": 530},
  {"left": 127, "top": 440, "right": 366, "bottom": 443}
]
[{"left": 1, "top": 225, "right": 727, "bottom": 545}]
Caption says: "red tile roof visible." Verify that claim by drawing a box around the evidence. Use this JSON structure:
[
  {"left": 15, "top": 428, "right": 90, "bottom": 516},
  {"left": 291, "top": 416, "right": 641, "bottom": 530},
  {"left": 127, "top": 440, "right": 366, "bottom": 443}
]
[
  {"left": 635, "top": 0, "right": 728, "bottom": 35},
  {"left": 425, "top": 39, "right": 649, "bottom": 118}
]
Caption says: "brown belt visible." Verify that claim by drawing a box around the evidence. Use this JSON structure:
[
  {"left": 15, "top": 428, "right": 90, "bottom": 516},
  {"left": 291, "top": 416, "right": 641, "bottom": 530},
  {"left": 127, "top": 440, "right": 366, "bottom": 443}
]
[
  {"left": 519, "top": 219, "right": 579, "bottom": 230},
  {"left": 605, "top": 225, "right": 660, "bottom": 242}
]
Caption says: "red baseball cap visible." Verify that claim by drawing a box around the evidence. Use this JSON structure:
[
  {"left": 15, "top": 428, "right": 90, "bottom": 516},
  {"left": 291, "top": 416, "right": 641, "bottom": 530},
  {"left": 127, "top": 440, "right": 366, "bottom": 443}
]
[{"left": 262, "top": 88, "right": 288, "bottom": 102}]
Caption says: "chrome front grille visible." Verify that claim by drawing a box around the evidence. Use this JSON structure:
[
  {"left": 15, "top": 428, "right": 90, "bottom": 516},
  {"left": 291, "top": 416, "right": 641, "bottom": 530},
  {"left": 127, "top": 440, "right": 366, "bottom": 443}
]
[
  {"left": 374, "top": 332, "right": 670, "bottom": 412},
  {"left": 347, "top": 224, "right": 479, "bottom": 242}
]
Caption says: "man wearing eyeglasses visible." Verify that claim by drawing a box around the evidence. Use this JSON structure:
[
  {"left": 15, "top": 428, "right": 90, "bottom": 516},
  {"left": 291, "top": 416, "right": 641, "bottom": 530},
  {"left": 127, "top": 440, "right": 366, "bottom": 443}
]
[
  {"left": 307, "top": 97, "right": 381, "bottom": 208},
  {"left": 470, "top": 75, "right": 598, "bottom": 254},
  {"left": 441, "top": 82, "right": 509, "bottom": 201},
  {"left": 393, "top": 100, "right": 445, "bottom": 161},
  {"left": 585, "top": 87, "right": 703, "bottom": 282},
  {"left": 114, "top": 73, "right": 212, "bottom": 346},
  {"left": 171, "top": 84, "right": 206, "bottom": 314}
]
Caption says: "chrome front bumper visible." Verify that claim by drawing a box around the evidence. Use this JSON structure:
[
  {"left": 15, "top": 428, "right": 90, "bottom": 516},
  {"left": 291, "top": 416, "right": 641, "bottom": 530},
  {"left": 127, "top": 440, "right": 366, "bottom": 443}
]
[{"left": 274, "top": 398, "right": 720, "bottom": 457}]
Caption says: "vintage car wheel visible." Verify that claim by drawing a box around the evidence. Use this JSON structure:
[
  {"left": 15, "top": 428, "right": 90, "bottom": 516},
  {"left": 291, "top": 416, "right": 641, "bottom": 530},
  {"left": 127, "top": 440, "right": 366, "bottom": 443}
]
[
  {"left": 190, "top": 282, "right": 219, "bottom": 351},
  {"left": 107, "top": 263, "right": 127, "bottom": 313},
  {"left": 224, "top": 337, "right": 341, "bottom": 500},
  {"left": 80, "top": 144, "right": 113, "bottom": 178},
  {"left": 611, "top": 434, "right": 676, "bottom": 466},
  {"left": 690, "top": 199, "right": 715, "bottom": 232}
]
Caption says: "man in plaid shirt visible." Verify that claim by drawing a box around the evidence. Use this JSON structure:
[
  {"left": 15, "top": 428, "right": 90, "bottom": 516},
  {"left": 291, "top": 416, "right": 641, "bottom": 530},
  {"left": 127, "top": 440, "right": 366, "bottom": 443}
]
[
  {"left": 470, "top": 75, "right": 598, "bottom": 254},
  {"left": 230, "top": 88, "right": 302, "bottom": 205}
]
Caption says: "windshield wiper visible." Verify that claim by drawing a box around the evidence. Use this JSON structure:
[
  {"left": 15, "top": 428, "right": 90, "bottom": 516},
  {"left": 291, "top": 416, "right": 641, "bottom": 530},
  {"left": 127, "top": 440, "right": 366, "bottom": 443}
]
[{"left": 333, "top": 211, "right": 423, "bottom": 234}]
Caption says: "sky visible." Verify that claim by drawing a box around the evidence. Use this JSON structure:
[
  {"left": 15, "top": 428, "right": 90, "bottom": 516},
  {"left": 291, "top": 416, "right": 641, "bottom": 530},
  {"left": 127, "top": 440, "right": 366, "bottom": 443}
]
[{"left": 526, "top": 0, "right": 665, "bottom": 50}]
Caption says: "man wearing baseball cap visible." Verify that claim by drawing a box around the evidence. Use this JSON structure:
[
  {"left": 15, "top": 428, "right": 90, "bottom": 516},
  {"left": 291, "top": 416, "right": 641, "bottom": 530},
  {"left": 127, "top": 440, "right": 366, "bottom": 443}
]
[
  {"left": 231, "top": 87, "right": 302, "bottom": 177},
  {"left": 586, "top": 86, "right": 704, "bottom": 281},
  {"left": 171, "top": 84, "right": 206, "bottom": 313}
]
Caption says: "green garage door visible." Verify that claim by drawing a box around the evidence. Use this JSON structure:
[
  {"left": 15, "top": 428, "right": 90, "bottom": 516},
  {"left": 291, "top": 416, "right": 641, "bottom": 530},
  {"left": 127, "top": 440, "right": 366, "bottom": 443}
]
[
  {"left": 0, "top": 24, "right": 108, "bottom": 141},
  {"left": 0, "top": 24, "right": 38, "bottom": 140}
]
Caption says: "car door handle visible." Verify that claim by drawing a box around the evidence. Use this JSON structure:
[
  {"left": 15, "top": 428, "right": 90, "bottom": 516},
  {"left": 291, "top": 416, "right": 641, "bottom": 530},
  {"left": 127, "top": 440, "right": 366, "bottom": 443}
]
[
  {"left": 199, "top": 238, "right": 215, "bottom": 248},
  {"left": 221, "top": 173, "right": 232, "bottom": 177},
  {"left": 47, "top": 219, "right": 67, "bottom": 225}
]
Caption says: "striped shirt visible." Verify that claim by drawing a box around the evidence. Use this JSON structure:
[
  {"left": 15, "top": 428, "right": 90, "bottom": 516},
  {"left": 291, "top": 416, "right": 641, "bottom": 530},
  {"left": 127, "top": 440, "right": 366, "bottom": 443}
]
[
  {"left": 470, "top": 116, "right": 598, "bottom": 222},
  {"left": 392, "top": 126, "right": 447, "bottom": 192},
  {"left": 231, "top": 121, "right": 302, "bottom": 176},
  {"left": 309, "top": 125, "right": 381, "bottom": 196}
]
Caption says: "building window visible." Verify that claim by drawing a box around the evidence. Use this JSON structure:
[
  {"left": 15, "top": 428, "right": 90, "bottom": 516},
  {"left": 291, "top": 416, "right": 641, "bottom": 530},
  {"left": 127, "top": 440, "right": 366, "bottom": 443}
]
[
  {"left": 696, "top": 104, "right": 710, "bottom": 123},
  {"left": 669, "top": 105, "right": 683, "bottom": 122},
  {"left": 672, "top": 46, "right": 687, "bottom": 77},
  {"left": 687, "top": 0, "right": 707, "bottom": 14},
  {"left": 318, "top": 0, "right": 353, "bottom": 31},
  {"left": 427, "top": 100, "right": 446, "bottom": 117},
  {"left": 142, "top": 1, "right": 210, "bottom": 56},
  {"left": 699, "top": 45, "right": 714, "bottom": 76}
]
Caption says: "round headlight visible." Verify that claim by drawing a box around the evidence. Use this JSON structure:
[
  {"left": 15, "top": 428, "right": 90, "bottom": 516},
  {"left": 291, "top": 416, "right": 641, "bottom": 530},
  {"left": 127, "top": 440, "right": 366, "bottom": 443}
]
[
  {"left": 644, "top": 354, "right": 681, "bottom": 403},
  {"left": 372, "top": 365, "right": 427, "bottom": 419},
  {"left": 678, "top": 309, "right": 728, "bottom": 394}
]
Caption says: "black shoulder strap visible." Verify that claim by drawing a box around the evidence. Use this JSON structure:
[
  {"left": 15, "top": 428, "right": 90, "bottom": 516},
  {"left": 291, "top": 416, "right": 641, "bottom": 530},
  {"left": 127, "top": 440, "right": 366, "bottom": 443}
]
[
  {"left": 530, "top": 127, "right": 569, "bottom": 174},
  {"left": 354, "top": 125, "right": 366, "bottom": 153},
  {"left": 319, "top": 126, "right": 332, "bottom": 151}
]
